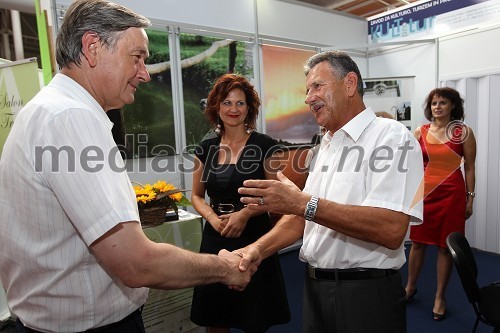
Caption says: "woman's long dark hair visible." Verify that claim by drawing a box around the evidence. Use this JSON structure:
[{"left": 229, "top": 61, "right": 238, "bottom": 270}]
[{"left": 423, "top": 87, "right": 464, "bottom": 121}]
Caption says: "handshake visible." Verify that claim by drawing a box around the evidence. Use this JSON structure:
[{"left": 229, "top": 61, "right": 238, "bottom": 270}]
[{"left": 218, "top": 247, "right": 261, "bottom": 291}]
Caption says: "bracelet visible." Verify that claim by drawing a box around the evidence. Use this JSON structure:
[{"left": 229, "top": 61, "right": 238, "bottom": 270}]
[
  {"left": 467, "top": 191, "right": 476, "bottom": 197},
  {"left": 304, "top": 196, "right": 319, "bottom": 221},
  {"left": 206, "top": 211, "right": 214, "bottom": 221}
]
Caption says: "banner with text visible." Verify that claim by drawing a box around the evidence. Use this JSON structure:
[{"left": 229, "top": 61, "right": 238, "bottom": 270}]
[
  {"left": 0, "top": 58, "right": 41, "bottom": 157},
  {"left": 368, "top": 0, "right": 500, "bottom": 43}
]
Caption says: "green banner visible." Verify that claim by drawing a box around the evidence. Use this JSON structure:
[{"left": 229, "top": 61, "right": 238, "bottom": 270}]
[
  {"left": 35, "top": 0, "right": 53, "bottom": 85},
  {"left": 0, "top": 58, "right": 40, "bottom": 158}
]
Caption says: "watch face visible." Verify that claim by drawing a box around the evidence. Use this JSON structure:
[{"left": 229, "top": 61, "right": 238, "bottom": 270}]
[{"left": 305, "top": 196, "right": 318, "bottom": 220}]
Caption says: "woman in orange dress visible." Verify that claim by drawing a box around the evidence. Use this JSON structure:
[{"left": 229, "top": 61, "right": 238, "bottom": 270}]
[{"left": 405, "top": 87, "right": 476, "bottom": 321}]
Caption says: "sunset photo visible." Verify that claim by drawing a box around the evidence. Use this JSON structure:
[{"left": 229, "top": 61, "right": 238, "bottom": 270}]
[{"left": 262, "top": 45, "right": 318, "bottom": 144}]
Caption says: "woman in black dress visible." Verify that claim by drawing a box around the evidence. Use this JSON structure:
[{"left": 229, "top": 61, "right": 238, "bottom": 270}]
[{"left": 190, "top": 74, "right": 290, "bottom": 333}]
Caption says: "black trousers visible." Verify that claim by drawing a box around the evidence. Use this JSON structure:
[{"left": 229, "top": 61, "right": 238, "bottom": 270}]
[
  {"left": 302, "top": 269, "right": 406, "bottom": 333},
  {"left": 15, "top": 308, "right": 145, "bottom": 333}
]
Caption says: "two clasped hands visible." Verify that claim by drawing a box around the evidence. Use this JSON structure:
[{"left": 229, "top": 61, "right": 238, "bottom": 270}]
[{"left": 221, "top": 171, "right": 302, "bottom": 290}]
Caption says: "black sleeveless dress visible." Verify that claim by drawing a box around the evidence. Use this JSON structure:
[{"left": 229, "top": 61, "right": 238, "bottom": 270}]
[{"left": 190, "top": 132, "right": 290, "bottom": 332}]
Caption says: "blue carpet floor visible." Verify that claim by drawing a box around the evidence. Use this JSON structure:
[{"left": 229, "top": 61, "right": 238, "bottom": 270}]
[{"left": 239, "top": 243, "right": 500, "bottom": 333}]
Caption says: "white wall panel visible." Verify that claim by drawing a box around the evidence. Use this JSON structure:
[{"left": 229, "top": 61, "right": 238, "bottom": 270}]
[
  {"left": 352, "top": 55, "right": 368, "bottom": 79},
  {"left": 448, "top": 75, "right": 500, "bottom": 254},
  {"left": 439, "top": 26, "right": 500, "bottom": 81},
  {"left": 55, "top": 0, "right": 256, "bottom": 33},
  {"left": 462, "top": 79, "right": 479, "bottom": 243},
  {"left": 482, "top": 75, "right": 500, "bottom": 253},
  {"left": 466, "top": 78, "right": 487, "bottom": 250},
  {"left": 257, "top": 0, "right": 366, "bottom": 47}
]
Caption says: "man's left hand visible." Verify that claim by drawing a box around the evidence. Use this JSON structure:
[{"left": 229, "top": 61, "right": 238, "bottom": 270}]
[{"left": 238, "top": 171, "right": 304, "bottom": 216}]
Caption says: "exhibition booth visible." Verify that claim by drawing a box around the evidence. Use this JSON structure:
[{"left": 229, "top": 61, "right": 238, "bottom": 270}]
[
  {"left": 1, "top": 0, "right": 500, "bottom": 330},
  {"left": 48, "top": 0, "right": 500, "bottom": 253}
]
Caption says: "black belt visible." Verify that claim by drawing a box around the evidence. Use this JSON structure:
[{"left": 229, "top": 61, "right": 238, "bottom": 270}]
[
  {"left": 210, "top": 197, "right": 245, "bottom": 214},
  {"left": 16, "top": 307, "right": 142, "bottom": 333},
  {"left": 307, "top": 264, "right": 397, "bottom": 281}
]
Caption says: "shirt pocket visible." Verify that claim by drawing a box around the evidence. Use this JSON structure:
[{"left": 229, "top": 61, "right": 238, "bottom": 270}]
[{"left": 327, "top": 171, "right": 365, "bottom": 205}]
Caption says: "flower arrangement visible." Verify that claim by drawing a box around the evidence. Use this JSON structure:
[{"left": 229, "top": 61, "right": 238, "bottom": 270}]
[{"left": 133, "top": 180, "right": 191, "bottom": 226}]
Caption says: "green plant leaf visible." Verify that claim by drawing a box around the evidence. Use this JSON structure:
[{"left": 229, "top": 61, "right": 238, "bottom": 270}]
[{"left": 176, "top": 196, "right": 192, "bottom": 207}]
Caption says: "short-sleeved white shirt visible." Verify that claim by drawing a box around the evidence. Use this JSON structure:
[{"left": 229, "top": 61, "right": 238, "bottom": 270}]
[
  {"left": 300, "top": 108, "right": 423, "bottom": 270},
  {"left": 0, "top": 74, "right": 148, "bottom": 332}
]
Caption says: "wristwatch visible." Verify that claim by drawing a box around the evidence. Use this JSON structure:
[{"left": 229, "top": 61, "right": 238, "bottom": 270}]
[
  {"left": 304, "top": 196, "right": 319, "bottom": 221},
  {"left": 467, "top": 191, "right": 476, "bottom": 197}
]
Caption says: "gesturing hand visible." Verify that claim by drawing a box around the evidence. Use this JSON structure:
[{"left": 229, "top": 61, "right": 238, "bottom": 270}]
[{"left": 238, "top": 171, "right": 305, "bottom": 216}]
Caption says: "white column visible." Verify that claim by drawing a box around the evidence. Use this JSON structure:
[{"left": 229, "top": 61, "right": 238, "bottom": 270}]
[
  {"left": 10, "top": 9, "right": 24, "bottom": 60},
  {"left": 1, "top": 32, "right": 11, "bottom": 59}
]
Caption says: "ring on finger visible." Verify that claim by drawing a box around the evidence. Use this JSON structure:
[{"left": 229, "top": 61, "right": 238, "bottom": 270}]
[{"left": 259, "top": 196, "right": 264, "bottom": 205}]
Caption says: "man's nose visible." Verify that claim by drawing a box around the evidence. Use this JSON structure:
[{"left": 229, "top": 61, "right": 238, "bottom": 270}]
[
  {"left": 305, "top": 91, "right": 315, "bottom": 105},
  {"left": 139, "top": 62, "right": 151, "bottom": 83}
]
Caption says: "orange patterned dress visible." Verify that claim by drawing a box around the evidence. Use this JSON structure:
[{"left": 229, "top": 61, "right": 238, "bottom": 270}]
[{"left": 410, "top": 123, "right": 466, "bottom": 248}]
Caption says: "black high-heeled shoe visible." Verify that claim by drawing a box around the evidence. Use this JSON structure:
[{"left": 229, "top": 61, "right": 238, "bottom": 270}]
[
  {"left": 432, "top": 310, "right": 446, "bottom": 321},
  {"left": 433, "top": 300, "right": 446, "bottom": 321},
  {"left": 406, "top": 288, "right": 417, "bottom": 302}
]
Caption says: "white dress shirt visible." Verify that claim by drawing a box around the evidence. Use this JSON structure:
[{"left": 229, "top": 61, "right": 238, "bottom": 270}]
[
  {"left": 0, "top": 74, "right": 148, "bottom": 332},
  {"left": 300, "top": 108, "right": 423, "bottom": 270}
]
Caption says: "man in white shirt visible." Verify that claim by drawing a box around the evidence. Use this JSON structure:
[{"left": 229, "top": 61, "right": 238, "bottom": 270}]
[
  {"left": 237, "top": 51, "right": 424, "bottom": 333},
  {"left": 0, "top": 1, "right": 255, "bottom": 332}
]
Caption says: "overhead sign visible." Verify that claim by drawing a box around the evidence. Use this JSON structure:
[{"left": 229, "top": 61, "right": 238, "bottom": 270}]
[{"left": 368, "top": 0, "right": 500, "bottom": 43}]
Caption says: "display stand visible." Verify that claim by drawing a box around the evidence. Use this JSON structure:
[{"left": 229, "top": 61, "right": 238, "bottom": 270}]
[{"left": 141, "top": 210, "right": 203, "bottom": 333}]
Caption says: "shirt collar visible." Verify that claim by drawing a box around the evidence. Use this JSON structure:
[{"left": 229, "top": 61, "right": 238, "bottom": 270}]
[
  {"left": 341, "top": 107, "right": 376, "bottom": 142},
  {"left": 50, "top": 73, "right": 113, "bottom": 131}
]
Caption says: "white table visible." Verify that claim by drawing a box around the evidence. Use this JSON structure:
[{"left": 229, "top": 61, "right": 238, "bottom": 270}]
[{"left": 141, "top": 210, "right": 203, "bottom": 333}]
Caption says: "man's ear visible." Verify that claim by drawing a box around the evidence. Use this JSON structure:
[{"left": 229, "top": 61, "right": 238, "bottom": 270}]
[
  {"left": 345, "top": 72, "right": 358, "bottom": 97},
  {"left": 81, "top": 32, "right": 100, "bottom": 67}
]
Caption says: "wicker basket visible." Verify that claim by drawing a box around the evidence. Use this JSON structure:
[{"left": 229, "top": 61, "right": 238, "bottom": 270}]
[
  {"left": 133, "top": 181, "right": 183, "bottom": 226},
  {"left": 139, "top": 202, "right": 172, "bottom": 227}
]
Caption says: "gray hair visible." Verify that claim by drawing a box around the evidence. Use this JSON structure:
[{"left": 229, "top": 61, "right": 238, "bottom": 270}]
[
  {"left": 55, "top": 0, "right": 151, "bottom": 69},
  {"left": 304, "top": 50, "right": 364, "bottom": 96}
]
